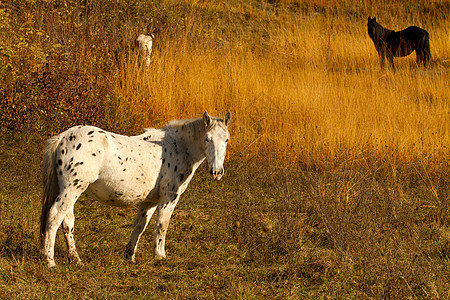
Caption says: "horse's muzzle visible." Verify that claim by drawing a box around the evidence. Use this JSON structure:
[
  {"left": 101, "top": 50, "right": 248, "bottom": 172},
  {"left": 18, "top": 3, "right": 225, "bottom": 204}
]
[{"left": 209, "top": 168, "right": 224, "bottom": 180}]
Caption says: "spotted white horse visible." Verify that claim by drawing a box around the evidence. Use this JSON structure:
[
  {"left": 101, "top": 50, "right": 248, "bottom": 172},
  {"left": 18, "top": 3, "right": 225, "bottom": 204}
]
[{"left": 41, "top": 111, "right": 232, "bottom": 267}]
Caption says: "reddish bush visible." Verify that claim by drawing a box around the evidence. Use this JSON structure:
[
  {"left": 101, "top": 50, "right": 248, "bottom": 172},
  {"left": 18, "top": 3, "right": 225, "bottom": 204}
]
[{"left": 0, "top": 64, "right": 110, "bottom": 135}]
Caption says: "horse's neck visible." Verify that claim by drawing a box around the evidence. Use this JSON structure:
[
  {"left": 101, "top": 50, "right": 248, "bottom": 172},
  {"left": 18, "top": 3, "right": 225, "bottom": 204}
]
[
  {"left": 376, "top": 24, "right": 394, "bottom": 39},
  {"left": 183, "top": 135, "right": 205, "bottom": 165},
  {"left": 170, "top": 121, "right": 206, "bottom": 165}
]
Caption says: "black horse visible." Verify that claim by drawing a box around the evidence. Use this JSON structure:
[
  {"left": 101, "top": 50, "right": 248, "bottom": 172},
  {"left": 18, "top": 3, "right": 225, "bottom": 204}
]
[{"left": 367, "top": 17, "right": 432, "bottom": 69}]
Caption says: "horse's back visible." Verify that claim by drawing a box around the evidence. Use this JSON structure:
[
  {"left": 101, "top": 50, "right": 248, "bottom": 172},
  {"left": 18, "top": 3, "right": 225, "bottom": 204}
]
[
  {"left": 402, "top": 26, "right": 429, "bottom": 41},
  {"left": 56, "top": 125, "right": 108, "bottom": 160},
  {"left": 404, "top": 26, "right": 428, "bottom": 34}
]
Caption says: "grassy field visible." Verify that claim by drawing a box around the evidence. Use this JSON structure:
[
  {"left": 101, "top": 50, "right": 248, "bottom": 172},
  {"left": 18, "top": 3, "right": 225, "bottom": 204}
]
[
  {"left": 0, "top": 0, "right": 449, "bottom": 298},
  {"left": 112, "top": 0, "right": 449, "bottom": 166},
  {"left": 1, "top": 132, "right": 448, "bottom": 299}
]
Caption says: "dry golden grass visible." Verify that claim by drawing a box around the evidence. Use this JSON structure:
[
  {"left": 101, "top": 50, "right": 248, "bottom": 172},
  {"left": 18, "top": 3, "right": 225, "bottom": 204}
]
[{"left": 111, "top": 1, "right": 449, "bottom": 167}]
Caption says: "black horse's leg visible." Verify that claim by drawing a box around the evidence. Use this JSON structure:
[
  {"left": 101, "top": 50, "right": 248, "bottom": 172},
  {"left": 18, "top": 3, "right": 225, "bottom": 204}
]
[
  {"left": 387, "top": 54, "right": 395, "bottom": 70},
  {"left": 424, "top": 44, "right": 432, "bottom": 66},
  {"left": 379, "top": 53, "right": 385, "bottom": 69},
  {"left": 416, "top": 50, "right": 424, "bottom": 66},
  {"left": 422, "top": 42, "right": 432, "bottom": 67}
]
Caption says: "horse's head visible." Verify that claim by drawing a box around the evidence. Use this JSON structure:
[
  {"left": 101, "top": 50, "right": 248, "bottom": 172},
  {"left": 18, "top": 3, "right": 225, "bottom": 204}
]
[
  {"left": 367, "top": 16, "right": 377, "bottom": 39},
  {"left": 135, "top": 33, "right": 155, "bottom": 66},
  {"left": 202, "top": 111, "right": 232, "bottom": 180}
]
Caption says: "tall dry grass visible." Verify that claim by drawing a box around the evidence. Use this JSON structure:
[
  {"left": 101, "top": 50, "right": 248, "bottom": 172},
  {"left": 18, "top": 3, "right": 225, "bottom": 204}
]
[
  {"left": 111, "top": 0, "right": 449, "bottom": 167},
  {"left": 1, "top": 0, "right": 447, "bottom": 166}
]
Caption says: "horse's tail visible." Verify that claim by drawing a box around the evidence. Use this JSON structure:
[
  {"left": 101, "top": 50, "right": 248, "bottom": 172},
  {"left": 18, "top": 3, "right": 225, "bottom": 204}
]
[
  {"left": 40, "top": 134, "right": 63, "bottom": 246},
  {"left": 421, "top": 30, "right": 433, "bottom": 66}
]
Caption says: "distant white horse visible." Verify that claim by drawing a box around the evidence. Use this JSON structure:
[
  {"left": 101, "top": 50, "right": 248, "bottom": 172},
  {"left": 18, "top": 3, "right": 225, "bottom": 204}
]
[
  {"left": 41, "top": 111, "right": 232, "bottom": 267},
  {"left": 135, "top": 33, "right": 155, "bottom": 66}
]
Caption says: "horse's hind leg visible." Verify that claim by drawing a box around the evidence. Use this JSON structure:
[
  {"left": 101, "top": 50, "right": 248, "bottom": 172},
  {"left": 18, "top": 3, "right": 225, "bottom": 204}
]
[
  {"left": 416, "top": 51, "right": 424, "bottom": 66},
  {"left": 387, "top": 55, "right": 395, "bottom": 70},
  {"left": 62, "top": 207, "right": 82, "bottom": 264},
  {"left": 419, "top": 35, "right": 432, "bottom": 67},
  {"left": 41, "top": 188, "right": 83, "bottom": 267},
  {"left": 424, "top": 44, "right": 432, "bottom": 66},
  {"left": 124, "top": 203, "right": 157, "bottom": 263},
  {"left": 421, "top": 47, "right": 432, "bottom": 67}
]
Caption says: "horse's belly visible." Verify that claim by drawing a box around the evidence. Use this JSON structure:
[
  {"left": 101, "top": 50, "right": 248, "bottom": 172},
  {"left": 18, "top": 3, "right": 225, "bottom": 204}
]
[{"left": 86, "top": 177, "right": 158, "bottom": 207}]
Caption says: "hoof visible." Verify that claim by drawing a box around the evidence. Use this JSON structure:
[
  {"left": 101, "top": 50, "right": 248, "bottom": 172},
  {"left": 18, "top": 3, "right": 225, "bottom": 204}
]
[
  {"left": 75, "top": 260, "right": 84, "bottom": 266},
  {"left": 154, "top": 254, "right": 166, "bottom": 261},
  {"left": 127, "top": 256, "right": 136, "bottom": 264},
  {"left": 124, "top": 255, "right": 136, "bottom": 264},
  {"left": 124, "top": 250, "right": 136, "bottom": 264},
  {"left": 42, "top": 253, "right": 56, "bottom": 268},
  {"left": 68, "top": 252, "right": 82, "bottom": 265},
  {"left": 124, "top": 246, "right": 136, "bottom": 263},
  {"left": 47, "top": 260, "right": 57, "bottom": 268},
  {"left": 153, "top": 257, "right": 167, "bottom": 266}
]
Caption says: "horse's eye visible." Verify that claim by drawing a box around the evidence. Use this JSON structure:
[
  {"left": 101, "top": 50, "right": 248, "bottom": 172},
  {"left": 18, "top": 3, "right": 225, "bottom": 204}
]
[
  {"left": 225, "top": 139, "right": 229, "bottom": 143},
  {"left": 205, "top": 137, "right": 211, "bottom": 142}
]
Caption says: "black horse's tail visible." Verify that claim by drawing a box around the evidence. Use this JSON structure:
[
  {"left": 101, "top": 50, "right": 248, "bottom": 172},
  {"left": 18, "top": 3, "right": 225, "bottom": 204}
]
[{"left": 420, "top": 31, "right": 432, "bottom": 66}]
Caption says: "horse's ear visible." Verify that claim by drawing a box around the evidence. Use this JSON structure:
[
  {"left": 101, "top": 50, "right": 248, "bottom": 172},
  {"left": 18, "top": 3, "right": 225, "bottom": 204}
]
[
  {"left": 223, "top": 111, "right": 232, "bottom": 127},
  {"left": 203, "top": 111, "right": 211, "bottom": 127}
]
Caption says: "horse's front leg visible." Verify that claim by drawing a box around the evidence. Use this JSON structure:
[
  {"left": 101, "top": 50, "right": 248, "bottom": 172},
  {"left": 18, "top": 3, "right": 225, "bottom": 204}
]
[
  {"left": 124, "top": 202, "right": 157, "bottom": 263},
  {"left": 153, "top": 192, "right": 181, "bottom": 261}
]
